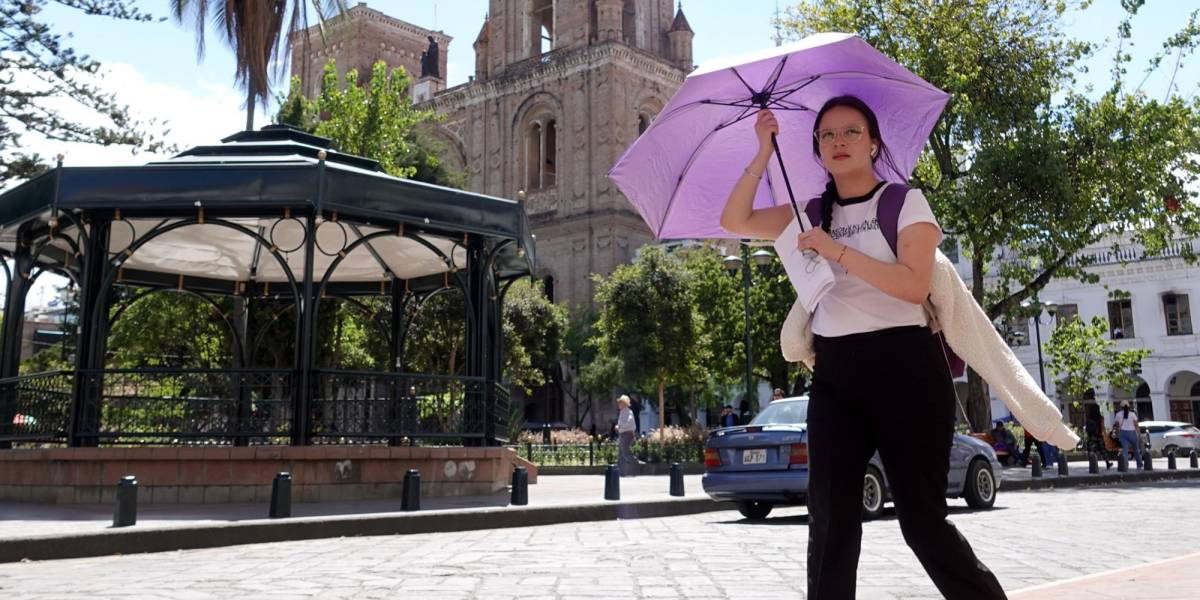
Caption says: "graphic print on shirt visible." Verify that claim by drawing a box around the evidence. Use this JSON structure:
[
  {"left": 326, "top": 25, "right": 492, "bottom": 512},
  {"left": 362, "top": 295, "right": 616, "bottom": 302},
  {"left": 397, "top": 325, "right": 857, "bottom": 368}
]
[{"left": 829, "top": 217, "right": 881, "bottom": 242}]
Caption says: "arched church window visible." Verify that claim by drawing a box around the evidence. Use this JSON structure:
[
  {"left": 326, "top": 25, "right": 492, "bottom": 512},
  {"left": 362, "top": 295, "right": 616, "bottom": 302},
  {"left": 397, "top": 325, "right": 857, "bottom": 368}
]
[
  {"left": 637, "top": 114, "right": 650, "bottom": 135},
  {"left": 523, "top": 115, "right": 558, "bottom": 191}
]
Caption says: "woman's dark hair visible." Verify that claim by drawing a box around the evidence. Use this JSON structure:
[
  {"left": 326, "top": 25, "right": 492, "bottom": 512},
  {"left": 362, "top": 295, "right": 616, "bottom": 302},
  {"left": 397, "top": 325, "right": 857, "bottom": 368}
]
[{"left": 810, "top": 95, "right": 903, "bottom": 233}]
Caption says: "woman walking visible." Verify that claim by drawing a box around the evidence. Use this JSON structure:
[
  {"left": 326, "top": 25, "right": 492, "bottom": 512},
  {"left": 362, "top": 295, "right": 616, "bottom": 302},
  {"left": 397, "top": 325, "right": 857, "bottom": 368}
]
[
  {"left": 1115, "top": 400, "right": 1142, "bottom": 469},
  {"left": 720, "top": 97, "right": 1007, "bottom": 599},
  {"left": 614, "top": 395, "right": 639, "bottom": 477}
]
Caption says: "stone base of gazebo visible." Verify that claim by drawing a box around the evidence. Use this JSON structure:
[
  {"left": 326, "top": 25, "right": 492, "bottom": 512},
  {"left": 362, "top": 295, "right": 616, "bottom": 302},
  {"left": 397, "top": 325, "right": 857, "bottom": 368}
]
[{"left": 0, "top": 446, "right": 537, "bottom": 505}]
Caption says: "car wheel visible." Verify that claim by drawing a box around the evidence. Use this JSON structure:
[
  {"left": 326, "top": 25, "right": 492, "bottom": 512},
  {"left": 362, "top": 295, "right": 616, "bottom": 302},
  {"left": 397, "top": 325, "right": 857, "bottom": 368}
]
[
  {"left": 736, "top": 500, "right": 773, "bottom": 520},
  {"left": 861, "top": 466, "right": 886, "bottom": 521},
  {"left": 963, "top": 459, "right": 996, "bottom": 509},
  {"left": 1163, "top": 444, "right": 1178, "bottom": 457}
]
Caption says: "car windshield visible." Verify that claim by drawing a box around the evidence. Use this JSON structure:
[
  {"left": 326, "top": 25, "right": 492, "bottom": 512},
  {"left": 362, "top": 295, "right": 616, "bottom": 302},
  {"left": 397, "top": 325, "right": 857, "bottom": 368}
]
[{"left": 750, "top": 400, "right": 809, "bottom": 425}]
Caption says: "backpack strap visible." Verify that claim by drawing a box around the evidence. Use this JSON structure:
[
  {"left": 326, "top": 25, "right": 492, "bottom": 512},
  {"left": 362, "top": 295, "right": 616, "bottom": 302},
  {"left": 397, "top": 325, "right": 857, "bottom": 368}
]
[
  {"left": 803, "top": 195, "right": 823, "bottom": 230},
  {"left": 802, "top": 184, "right": 911, "bottom": 255},
  {"left": 877, "top": 183, "right": 911, "bottom": 258}
]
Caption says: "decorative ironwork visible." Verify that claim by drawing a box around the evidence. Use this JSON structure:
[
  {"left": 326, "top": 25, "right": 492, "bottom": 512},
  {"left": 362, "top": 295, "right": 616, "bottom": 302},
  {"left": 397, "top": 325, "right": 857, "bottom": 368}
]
[
  {"left": 74, "top": 368, "right": 293, "bottom": 444},
  {"left": 0, "top": 371, "right": 74, "bottom": 443},
  {"left": 309, "top": 370, "right": 488, "bottom": 442}
]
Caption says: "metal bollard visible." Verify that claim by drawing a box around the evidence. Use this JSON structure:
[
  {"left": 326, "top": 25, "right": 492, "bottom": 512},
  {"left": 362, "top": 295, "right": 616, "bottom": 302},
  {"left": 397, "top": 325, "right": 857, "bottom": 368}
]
[
  {"left": 589, "top": 440, "right": 595, "bottom": 467},
  {"left": 1031, "top": 452, "right": 1042, "bottom": 478},
  {"left": 1057, "top": 452, "right": 1069, "bottom": 477},
  {"left": 1117, "top": 450, "right": 1128, "bottom": 472},
  {"left": 604, "top": 464, "right": 620, "bottom": 501},
  {"left": 1088, "top": 452, "right": 1099, "bottom": 474},
  {"left": 669, "top": 462, "right": 685, "bottom": 497},
  {"left": 510, "top": 466, "right": 529, "bottom": 506},
  {"left": 1191, "top": 449, "right": 1198, "bottom": 469},
  {"left": 402, "top": 469, "right": 421, "bottom": 511},
  {"left": 1142, "top": 451, "right": 1154, "bottom": 471},
  {"left": 112, "top": 475, "right": 138, "bottom": 528},
  {"left": 1167, "top": 450, "right": 1177, "bottom": 471},
  {"left": 542, "top": 423, "right": 551, "bottom": 445},
  {"left": 269, "top": 472, "right": 292, "bottom": 518}
]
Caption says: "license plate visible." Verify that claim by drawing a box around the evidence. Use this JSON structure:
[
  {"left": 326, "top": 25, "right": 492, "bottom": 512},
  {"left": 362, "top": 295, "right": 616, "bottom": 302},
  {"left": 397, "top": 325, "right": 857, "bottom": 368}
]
[{"left": 743, "top": 449, "right": 767, "bottom": 465}]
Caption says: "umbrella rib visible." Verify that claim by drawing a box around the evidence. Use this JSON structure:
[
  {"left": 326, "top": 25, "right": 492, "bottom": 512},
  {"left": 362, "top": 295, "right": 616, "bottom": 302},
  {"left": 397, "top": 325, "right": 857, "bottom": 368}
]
[
  {"left": 768, "top": 75, "right": 821, "bottom": 105},
  {"left": 655, "top": 126, "right": 727, "bottom": 239},
  {"left": 729, "top": 66, "right": 758, "bottom": 98},
  {"left": 763, "top": 55, "right": 788, "bottom": 98}
]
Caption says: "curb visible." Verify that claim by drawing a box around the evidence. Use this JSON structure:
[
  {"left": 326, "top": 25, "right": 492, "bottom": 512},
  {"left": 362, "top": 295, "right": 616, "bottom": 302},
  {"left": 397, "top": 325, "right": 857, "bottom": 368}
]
[
  {"left": 0, "top": 496, "right": 724, "bottom": 564},
  {"left": 999, "top": 467, "right": 1200, "bottom": 491},
  {"left": 2, "top": 469, "right": 1196, "bottom": 564}
]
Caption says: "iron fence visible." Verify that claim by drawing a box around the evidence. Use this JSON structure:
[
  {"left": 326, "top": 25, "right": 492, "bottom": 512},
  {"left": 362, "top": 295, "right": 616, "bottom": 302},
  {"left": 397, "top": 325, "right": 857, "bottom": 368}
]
[
  {"left": 75, "top": 368, "right": 294, "bottom": 444},
  {"left": 0, "top": 370, "right": 74, "bottom": 444},
  {"left": 520, "top": 438, "right": 706, "bottom": 467},
  {"left": 308, "top": 370, "right": 490, "bottom": 443}
]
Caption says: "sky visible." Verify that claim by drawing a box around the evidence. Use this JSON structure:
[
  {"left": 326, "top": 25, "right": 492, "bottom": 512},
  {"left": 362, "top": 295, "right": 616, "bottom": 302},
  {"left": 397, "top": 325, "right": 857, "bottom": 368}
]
[
  {"left": 24, "top": 0, "right": 1200, "bottom": 167},
  {"left": 7, "top": 0, "right": 1200, "bottom": 307}
]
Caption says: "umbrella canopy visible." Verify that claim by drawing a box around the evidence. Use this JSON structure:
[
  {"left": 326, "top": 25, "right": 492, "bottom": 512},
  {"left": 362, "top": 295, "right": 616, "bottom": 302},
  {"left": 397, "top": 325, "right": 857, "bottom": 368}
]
[{"left": 609, "top": 32, "right": 949, "bottom": 240}]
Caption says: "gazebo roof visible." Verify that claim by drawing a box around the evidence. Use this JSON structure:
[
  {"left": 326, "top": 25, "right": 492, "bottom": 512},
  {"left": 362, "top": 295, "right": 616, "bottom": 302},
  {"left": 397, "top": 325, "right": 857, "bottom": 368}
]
[{"left": 0, "top": 126, "right": 535, "bottom": 293}]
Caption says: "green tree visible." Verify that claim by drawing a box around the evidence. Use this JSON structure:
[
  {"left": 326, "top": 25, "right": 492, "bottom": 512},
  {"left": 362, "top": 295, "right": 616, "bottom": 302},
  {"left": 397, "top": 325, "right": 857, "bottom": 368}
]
[
  {"left": 0, "top": 0, "right": 170, "bottom": 185},
  {"left": 502, "top": 279, "right": 568, "bottom": 393},
  {"left": 276, "top": 60, "right": 462, "bottom": 186},
  {"left": 781, "top": 0, "right": 1200, "bottom": 428},
  {"left": 171, "top": 0, "right": 345, "bottom": 130},
  {"left": 592, "top": 245, "right": 698, "bottom": 440},
  {"left": 1044, "top": 314, "right": 1151, "bottom": 417}
]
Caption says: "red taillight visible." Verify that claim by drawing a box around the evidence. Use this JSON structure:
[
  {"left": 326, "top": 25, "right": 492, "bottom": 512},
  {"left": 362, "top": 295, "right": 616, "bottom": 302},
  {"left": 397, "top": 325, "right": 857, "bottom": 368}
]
[
  {"left": 704, "top": 448, "right": 722, "bottom": 468},
  {"left": 787, "top": 443, "right": 808, "bottom": 465}
]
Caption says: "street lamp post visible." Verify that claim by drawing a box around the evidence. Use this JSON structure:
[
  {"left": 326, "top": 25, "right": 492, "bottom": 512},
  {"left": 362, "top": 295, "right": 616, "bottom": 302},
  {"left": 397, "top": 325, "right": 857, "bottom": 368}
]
[
  {"left": 723, "top": 243, "right": 773, "bottom": 416},
  {"left": 1020, "top": 298, "right": 1058, "bottom": 392}
]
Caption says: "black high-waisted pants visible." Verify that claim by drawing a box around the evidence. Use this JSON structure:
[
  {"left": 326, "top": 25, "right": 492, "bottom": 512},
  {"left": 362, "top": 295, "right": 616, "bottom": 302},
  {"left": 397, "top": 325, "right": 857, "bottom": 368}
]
[{"left": 806, "top": 325, "right": 1006, "bottom": 599}]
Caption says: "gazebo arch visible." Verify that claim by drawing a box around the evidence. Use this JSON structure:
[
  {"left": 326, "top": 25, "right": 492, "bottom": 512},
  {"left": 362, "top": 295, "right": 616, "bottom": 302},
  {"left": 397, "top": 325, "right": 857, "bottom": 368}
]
[{"left": 0, "top": 125, "right": 534, "bottom": 448}]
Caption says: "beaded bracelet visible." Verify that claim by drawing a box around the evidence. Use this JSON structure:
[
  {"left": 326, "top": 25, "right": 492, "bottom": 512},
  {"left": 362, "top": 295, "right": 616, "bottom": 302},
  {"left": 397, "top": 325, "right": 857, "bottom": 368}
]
[
  {"left": 743, "top": 167, "right": 763, "bottom": 180},
  {"left": 836, "top": 245, "right": 848, "bottom": 265}
]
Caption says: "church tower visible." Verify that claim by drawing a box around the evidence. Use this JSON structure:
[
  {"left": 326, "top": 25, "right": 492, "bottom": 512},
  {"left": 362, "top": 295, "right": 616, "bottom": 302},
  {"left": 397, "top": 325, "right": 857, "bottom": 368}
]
[
  {"left": 292, "top": 1, "right": 695, "bottom": 425},
  {"left": 427, "top": 0, "right": 694, "bottom": 314}
]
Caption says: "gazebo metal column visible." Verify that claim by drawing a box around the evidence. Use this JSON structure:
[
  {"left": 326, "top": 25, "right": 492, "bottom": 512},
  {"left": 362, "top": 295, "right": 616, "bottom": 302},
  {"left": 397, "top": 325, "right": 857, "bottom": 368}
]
[
  {"left": 0, "top": 224, "right": 34, "bottom": 449},
  {"left": 69, "top": 217, "right": 112, "bottom": 447},
  {"left": 464, "top": 235, "right": 494, "bottom": 444}
]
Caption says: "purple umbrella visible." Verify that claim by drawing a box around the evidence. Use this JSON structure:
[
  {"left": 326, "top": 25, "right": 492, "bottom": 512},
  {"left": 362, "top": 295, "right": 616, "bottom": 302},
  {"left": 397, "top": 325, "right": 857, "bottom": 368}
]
[{"left": 608, "top": 32, "right": 949, "bottom": 240}]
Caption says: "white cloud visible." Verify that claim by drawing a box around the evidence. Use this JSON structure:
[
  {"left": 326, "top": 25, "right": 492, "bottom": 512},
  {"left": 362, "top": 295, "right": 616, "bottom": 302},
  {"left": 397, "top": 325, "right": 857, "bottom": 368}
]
[{"left": 16, "top": 62, "right": 246, "bottom": 169}]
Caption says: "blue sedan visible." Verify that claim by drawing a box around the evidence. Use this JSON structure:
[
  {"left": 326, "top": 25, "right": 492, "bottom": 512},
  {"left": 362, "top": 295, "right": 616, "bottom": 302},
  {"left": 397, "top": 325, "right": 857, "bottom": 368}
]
[{"left": 702, "top": 396, "right": 1003, "bottom": 520}]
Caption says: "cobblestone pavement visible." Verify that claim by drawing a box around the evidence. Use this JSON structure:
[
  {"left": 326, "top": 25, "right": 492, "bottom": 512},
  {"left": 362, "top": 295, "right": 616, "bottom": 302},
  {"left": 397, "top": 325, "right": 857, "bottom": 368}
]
[{"left": 1, "top": 481, "right": 1197, "bottom": 599}]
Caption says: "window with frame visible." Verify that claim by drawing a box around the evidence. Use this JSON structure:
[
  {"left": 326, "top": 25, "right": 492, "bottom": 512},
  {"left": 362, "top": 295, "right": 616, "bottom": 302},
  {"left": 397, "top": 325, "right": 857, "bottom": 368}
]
[
  {"left": 939, "top": 237, "right": 959, "bottom": 263},
  {"left": 1056, "top": 303, "right": 1079, "bottom": 324},
  {"left": 530, "top": 0, "right": 554, "bottom": 55},
  {"left": 523, "top": 117, "right": 557, "bottom": 191},
  {"left": 1107, "top": 298, "right": 1135, "bottom": 339},
  {"left": 1163, "top": 293, "right": 1193, "bottom": 336}
]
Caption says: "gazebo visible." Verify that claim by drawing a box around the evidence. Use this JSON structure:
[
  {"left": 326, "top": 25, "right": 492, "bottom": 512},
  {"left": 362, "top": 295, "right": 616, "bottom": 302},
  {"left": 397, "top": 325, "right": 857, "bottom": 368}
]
[{"left": 0, "top": 125, "right": 535, "bottom": 449}]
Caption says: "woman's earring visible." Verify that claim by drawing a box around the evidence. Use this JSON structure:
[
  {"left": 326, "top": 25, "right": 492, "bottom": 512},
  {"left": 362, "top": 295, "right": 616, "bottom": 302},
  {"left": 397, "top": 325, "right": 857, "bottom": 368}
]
[{"left": 871, "top": 146, "right": 878, "bottom": 157}]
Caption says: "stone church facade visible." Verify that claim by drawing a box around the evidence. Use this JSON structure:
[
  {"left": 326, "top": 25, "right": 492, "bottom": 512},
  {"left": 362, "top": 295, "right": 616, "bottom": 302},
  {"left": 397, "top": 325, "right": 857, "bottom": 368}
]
[{"left": 292, "top": 0, "right": 695, "bottom": 425}]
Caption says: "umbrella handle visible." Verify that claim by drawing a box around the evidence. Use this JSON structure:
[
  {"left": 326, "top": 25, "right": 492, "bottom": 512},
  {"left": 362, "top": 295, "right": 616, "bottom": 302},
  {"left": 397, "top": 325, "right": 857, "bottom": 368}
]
[
  {"left": 769, "top": 133, "right": 820, "bottom": 260},
  {"left": 769, "top": 133, "right": 806, "bottom": 231}
]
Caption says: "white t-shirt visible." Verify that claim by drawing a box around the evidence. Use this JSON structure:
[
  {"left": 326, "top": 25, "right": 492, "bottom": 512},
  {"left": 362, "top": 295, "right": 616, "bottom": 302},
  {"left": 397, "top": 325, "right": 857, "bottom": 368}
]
[
  {"left": 809, "top": 183, "right": 942, "bottom": 337},
  {"left": 1115, "top": 410, "right": 1138, "bottom": 431}
]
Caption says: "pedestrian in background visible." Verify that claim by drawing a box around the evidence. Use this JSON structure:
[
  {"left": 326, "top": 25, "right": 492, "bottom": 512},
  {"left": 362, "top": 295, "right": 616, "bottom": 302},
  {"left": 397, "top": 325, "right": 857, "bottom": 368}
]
[
  {"left": 615, "top": 395, "right": 639, "bottom": 477},
  {"left": 1115, "top": 400, "right": 1142, "bottom": 469},
  {"left": 720, "top": 405, "right": 740, "bottom": 428},
  {"left": 772, "top": 388, "right": 786, "bottom": 402}
]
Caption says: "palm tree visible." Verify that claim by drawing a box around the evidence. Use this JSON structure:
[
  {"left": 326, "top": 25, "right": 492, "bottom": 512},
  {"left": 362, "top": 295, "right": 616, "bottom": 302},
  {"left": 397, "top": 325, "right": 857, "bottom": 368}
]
[{"left": 171, "top": 0, "right": 346, "bottom": 131}]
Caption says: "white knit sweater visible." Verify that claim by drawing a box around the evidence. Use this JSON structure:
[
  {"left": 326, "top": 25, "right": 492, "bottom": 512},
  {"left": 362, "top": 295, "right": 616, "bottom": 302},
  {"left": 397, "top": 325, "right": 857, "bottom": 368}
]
[{"left": 781, "top": 250, "right": 1080, "bottom": 450}]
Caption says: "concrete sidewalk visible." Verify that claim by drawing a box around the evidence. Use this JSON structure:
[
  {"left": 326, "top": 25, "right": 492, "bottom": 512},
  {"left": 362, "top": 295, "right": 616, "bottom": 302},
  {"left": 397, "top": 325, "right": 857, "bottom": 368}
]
[
  {"left": 1, "top": 461, "right": 1196, "bottom": 563},
  {"left": 1010, "top": 551, "right": 1200, "bottom": 599}
]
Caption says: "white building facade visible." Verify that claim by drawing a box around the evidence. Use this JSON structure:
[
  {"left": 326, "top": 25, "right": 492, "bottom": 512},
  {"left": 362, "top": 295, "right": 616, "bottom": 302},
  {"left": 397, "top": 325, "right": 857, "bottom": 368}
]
[{"left": 946, "top": 236, "right": 1200, "bottom": 429}]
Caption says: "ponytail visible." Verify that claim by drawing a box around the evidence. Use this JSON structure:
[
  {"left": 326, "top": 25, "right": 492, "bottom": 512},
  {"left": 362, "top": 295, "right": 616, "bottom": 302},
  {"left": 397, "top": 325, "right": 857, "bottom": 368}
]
[{"left": 819, "top": 178, "right": 837, "bottom": 234}]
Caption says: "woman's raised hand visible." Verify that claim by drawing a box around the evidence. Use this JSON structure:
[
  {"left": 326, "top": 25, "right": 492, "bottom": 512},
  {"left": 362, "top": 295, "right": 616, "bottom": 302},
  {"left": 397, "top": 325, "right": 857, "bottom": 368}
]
[{"left": 754, "top": 109, "right": 779, "bottom": 155}]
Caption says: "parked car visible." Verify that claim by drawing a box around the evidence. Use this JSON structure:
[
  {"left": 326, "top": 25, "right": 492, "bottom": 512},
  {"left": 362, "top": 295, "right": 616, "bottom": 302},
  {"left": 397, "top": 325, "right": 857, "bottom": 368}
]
[
  {"left": 701, "top": 396, "right": 1002, "bottom": 520},
  {"left": 1138, "top": 421, "right": 1200, "bottom": 457}
]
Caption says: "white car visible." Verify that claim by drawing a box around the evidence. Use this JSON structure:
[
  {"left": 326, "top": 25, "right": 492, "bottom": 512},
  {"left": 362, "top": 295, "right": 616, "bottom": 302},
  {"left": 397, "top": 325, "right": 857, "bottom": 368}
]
[{"left": 1138, "top": 421, "right": 1200, "bottom": 457}]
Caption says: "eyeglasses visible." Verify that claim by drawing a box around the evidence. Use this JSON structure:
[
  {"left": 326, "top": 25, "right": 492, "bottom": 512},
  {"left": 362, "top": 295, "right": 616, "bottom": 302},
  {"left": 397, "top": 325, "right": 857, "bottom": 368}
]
[{"left": 814, "top": 126, "right": 866, "bottom": 146}]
